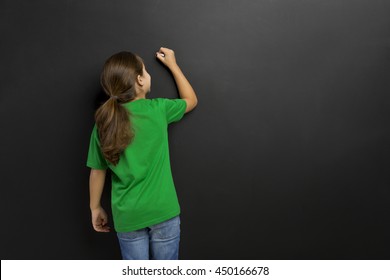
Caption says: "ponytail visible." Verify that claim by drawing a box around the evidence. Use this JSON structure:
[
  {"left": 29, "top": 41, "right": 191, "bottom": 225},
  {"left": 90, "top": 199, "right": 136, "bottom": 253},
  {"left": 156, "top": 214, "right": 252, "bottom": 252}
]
[{"left": 94, "top": 51, "right": 144, "bottom": 166}]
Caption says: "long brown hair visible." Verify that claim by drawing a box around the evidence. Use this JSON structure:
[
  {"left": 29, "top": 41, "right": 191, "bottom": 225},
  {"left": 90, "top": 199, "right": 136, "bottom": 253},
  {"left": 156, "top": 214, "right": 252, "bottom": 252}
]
[{"left": 94, "top": 51, "right": 144, "bottom": 166}]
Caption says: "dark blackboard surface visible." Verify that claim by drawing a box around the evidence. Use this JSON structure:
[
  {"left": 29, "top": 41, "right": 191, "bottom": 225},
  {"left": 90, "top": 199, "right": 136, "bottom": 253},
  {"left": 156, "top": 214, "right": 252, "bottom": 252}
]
[{"left": 1, "top": 0, "right": 389, "bottom": 259}]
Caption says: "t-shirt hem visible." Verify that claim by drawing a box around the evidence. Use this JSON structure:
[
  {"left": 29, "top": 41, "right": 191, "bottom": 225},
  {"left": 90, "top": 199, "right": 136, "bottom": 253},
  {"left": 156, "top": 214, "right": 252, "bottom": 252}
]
[
  {"left": 176, "top": 106, "right": 186, "bottom": 122},
  {"left": 86, "top": 162, "right": 107, "bottom": 170},
  {"left": 114, "top": 209, "right": 181, "bottom": 233}
]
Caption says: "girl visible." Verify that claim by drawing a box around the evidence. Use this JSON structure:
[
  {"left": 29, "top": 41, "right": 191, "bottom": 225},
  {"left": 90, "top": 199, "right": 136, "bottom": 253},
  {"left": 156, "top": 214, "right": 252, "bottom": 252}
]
[{"left": 86, "top": 47, "right": 198, "bottom": 260}]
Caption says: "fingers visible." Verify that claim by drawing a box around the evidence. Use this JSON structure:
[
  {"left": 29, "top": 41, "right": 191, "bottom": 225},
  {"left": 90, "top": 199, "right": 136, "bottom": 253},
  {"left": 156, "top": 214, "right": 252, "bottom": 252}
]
[
  {"left": 157, "top": 47, "right": 174, "bottom": 57},
  {"left": 156, "top": 47, "right": 177, "bottom": 69},
  {"left": 156, "top": 48, "right": 167, "bottom": 60},
  {"left": 159, "top": 46, "right": 170, "bottom": 53},
  {"left": 156, "top": 52, "right": 164, "bottom": 61},
  {"left": 92, "top": 213, "right": 110, "bottom": 232},
  {"left": 93, "top": 222, "right": 110, "bottom": 232},
  {"left": 94, "top": 224, "right": 110, "bottom": 232}
]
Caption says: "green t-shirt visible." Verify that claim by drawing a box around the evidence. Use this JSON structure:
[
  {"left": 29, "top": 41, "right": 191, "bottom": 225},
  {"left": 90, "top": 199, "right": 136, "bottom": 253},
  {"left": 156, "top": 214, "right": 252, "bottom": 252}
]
[{"left": 86, "top": 98, "right": 187, "bottom": 232}]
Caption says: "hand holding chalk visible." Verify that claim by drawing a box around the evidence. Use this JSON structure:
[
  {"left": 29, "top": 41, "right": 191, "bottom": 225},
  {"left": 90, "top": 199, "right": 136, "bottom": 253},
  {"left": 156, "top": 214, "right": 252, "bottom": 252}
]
[{"left": 156, "top": 47, "right": 177, "bottom": 70}]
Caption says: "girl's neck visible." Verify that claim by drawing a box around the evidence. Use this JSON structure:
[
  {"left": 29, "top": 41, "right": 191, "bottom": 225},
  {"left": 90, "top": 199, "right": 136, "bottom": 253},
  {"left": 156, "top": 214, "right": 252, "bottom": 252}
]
[{"left": 133, "top": 94, "right": 146, "bottom": 100}]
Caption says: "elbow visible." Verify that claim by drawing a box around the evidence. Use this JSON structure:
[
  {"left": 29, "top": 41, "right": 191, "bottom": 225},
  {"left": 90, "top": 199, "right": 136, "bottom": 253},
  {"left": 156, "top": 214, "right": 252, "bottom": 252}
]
[
  {"left": 193, "top": 92, "right": 198, "bottom": 106},
  {"left": 193, "top": 97, "right": 198, "bottom": 108},
  {"left": 189, "top": 99, "right": 198, "bottom": 113},
  {"left": 183, "top": 96, "right": 198, "bottom": 113}
]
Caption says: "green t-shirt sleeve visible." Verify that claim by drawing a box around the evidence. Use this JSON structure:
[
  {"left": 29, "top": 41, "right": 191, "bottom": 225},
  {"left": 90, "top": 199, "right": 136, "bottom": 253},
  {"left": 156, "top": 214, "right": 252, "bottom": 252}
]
[
  {"left": 86, "top": 124, "right": 108, "bottom": 170},
  {"left": 162, "top": 98, "right": 187, "bottom": 124}
]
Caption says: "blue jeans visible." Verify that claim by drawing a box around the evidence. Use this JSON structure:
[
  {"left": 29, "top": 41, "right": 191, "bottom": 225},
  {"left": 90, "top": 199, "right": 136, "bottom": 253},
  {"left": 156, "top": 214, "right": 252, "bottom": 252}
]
[{"left": 117, "top": 215, "right": 180, "bottom": 260}]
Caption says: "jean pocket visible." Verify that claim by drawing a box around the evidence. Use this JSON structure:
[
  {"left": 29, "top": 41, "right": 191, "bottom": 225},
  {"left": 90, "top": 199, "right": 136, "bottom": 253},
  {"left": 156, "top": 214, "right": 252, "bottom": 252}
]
[
  {"left": 152, "top": 217, "right": 181, "bottom": 240},
  {"left": 117, "top": 229, "right": 145, "bottom": 240}
]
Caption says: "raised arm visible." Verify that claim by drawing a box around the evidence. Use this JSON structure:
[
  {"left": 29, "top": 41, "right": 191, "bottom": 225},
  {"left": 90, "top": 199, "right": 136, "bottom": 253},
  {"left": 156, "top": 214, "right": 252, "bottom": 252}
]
[{"left": 156, "top": 47, "right": 198, "bottom": 113}]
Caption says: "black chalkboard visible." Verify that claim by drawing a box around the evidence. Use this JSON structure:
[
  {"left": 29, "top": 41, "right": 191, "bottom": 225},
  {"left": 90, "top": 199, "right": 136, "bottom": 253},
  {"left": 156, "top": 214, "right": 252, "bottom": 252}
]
[{"left": 1, "top": 0, "right": 389, "bottom": 259}]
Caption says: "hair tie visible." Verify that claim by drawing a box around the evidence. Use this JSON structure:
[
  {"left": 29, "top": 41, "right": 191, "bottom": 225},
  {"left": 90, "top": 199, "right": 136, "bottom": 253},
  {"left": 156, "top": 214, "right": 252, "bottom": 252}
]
[{"left": 111, "top": 95, "right": 119, "bottom": 100}]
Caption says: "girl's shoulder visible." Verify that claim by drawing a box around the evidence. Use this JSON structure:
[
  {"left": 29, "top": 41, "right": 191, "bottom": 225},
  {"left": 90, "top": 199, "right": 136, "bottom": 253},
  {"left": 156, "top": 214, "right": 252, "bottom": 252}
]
[
  {"left": 125, "top": 98, "right": 180, "bottom": 111},
  {"left": 150, "top": 97, "right": 171, "bottom": 108}
]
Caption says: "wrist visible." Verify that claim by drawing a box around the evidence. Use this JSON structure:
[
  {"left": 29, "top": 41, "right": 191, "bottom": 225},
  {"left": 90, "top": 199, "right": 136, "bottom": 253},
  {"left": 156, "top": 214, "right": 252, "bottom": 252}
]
[
  {"left": 90, "top": 203, "right": 101, "bottom": 211},
  {"left": 169, "top": 64, "right": 180, "bottom": 73}
]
